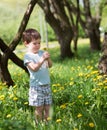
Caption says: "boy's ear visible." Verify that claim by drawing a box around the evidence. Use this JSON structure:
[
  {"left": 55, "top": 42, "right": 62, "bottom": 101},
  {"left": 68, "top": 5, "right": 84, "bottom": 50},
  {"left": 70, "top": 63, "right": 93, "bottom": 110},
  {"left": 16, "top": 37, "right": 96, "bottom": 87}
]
[{"left": 24, "top": 41, "right": 28, "bottom": 46}]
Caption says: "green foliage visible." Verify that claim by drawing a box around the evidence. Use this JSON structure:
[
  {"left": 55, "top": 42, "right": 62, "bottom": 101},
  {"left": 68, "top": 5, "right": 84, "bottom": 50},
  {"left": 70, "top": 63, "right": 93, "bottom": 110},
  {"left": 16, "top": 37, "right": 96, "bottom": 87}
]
[
  {"left": 0, "top": 0, "right": 56, "bottom": 44},
  {"left": 0, "top": 41, "right": 107, "bottom": 129}
]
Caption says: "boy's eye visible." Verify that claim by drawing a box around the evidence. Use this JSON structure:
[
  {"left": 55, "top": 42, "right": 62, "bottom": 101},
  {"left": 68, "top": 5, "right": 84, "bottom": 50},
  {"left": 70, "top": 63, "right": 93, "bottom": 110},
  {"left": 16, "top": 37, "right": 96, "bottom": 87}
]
[{"left": 33, "top": 42, "right": 40, "bottom": 45}]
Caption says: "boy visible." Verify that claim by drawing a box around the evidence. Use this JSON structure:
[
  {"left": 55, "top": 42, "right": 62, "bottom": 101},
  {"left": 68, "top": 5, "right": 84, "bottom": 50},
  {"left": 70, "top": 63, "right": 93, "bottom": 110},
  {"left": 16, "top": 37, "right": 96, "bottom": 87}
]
[{"left": 22, "top": 28, "right": 52, "bottom": 125}]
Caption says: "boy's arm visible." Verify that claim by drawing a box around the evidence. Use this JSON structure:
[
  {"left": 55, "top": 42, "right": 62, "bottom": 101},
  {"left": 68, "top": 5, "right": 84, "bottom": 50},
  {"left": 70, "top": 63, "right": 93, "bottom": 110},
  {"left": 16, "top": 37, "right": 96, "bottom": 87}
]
[
  {"left": 27, "top": 57, "right": 45, "bottom": 71},
  {"left": 27, "top": 51, "right": 52, "bottom": 71}
]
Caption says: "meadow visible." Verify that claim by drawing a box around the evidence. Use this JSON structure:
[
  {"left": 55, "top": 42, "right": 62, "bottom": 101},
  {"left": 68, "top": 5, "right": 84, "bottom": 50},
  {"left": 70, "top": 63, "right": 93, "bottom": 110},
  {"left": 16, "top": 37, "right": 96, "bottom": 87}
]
[{"left": 0, "top": 41, "right": 107, "bottom": 130}]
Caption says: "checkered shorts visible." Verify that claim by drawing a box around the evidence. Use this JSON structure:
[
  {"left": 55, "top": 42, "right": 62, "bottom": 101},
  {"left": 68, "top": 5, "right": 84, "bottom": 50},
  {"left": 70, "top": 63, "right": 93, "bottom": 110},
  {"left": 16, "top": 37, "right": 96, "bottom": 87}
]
[{"left": 28, "top": 85, "right": 52, "bottom": 106}]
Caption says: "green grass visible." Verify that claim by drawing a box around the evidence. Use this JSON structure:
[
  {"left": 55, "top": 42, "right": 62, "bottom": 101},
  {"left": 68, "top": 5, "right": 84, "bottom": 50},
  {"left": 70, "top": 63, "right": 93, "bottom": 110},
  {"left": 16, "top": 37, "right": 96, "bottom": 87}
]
[{"left": 0, "top": 42, "right": 107, "bottom": 130}]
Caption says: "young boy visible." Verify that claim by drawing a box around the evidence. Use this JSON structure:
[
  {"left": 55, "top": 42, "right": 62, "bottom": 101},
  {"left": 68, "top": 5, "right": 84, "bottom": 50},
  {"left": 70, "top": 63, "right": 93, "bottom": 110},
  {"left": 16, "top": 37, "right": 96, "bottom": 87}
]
[{"left": 22, "top": 28, "right": 52, "bottom": 125}]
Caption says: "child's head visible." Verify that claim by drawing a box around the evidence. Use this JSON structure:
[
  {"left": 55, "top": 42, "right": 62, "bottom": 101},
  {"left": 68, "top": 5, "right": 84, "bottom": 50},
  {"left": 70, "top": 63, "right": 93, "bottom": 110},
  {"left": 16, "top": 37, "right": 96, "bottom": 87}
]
[{"left": 22, "top": 28, "right": 41, "bottom": 44}]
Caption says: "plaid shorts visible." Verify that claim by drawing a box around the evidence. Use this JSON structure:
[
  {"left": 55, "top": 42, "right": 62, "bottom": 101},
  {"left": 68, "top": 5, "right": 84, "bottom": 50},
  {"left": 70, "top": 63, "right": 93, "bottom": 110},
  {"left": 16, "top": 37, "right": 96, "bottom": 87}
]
[{"left": 29, "top": 85, "right": 52, "bottom": 106}]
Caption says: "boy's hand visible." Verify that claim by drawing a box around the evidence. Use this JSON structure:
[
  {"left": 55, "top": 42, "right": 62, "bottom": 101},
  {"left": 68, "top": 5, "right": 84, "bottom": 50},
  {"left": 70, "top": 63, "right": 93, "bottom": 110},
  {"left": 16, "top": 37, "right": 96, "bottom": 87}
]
[{"left": 42, "top": 51, "right": 50, "bottom": 60}]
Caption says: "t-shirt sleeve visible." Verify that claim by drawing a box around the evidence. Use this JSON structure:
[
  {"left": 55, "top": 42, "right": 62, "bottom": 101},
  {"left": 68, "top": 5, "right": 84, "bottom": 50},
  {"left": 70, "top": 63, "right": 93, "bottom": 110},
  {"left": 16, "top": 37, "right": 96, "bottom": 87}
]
[{"left": 24, "top": 54, "right": 33, "bottom": 66}]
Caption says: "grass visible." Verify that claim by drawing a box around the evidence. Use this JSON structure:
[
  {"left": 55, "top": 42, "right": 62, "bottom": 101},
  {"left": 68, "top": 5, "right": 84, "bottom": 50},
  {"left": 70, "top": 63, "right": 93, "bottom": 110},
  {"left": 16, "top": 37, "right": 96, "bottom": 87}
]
[{"left": 0, "top": 41, "right": 107, "bottom": 130}]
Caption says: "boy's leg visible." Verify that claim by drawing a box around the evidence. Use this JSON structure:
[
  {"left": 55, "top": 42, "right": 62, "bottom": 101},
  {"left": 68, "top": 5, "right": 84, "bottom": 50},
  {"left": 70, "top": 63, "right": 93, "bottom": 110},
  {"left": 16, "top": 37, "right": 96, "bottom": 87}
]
[
  {"left": 35, "top": 106, "right": 44, "bottom": 124},
  {"left": 44, "top": 105, "right": 50, "bottom": 121}
]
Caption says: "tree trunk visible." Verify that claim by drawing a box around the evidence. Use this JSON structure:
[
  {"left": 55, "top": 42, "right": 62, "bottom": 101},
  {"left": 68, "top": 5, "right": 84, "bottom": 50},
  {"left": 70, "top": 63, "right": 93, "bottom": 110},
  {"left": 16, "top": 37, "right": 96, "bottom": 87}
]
[
  {"left": 0, "top": 0, "right": 37, "bottom": 86},
  {"left": 0, "top": 55, "right": 14, "bottom": 86},
  {"left": 0, "top": 38, "right": 28, "bottom": 73},
  {"left": 38, "top": 0, "right": 74, "bottom": 59},
  {"left": 88, "top": 29, "right": 101, "bottom": 50},
  {"left": 98, "top": 32, "right": 107, "bottom": 74},
  {"left": 58, "top": 30, "right": 74, "bottom": 58}
]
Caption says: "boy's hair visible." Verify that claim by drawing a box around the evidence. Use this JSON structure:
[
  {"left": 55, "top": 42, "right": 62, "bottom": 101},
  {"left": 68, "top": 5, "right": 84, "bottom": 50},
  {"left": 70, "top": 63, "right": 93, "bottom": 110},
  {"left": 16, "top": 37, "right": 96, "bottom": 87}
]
[{"left": 22, "top": 28, "right": 41, "bottom": 43}]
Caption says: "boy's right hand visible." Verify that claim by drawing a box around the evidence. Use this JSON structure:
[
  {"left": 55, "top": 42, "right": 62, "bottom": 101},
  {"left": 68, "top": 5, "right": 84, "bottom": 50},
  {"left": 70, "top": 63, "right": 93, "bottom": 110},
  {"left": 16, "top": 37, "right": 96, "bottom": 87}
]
[{"left": 42, "top": 52, "right": 50, "bottom": 60}]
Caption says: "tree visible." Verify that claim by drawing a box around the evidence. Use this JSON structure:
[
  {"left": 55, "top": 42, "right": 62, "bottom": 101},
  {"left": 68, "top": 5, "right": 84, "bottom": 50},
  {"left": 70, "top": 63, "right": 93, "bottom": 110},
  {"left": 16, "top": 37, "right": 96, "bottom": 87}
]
[
  {"left": 38, "top": 0, "right": 80, "bottom": 58},
  {"left": 79, "top": 0, "right": 105, "bottom": 50},
  {"left": 38, "top": 0, "right": 107, "bottom": 55},
  {"left": 0, "top": 0, "right": 38, "bottom": 86},
  {"left": 98, "top": 32, "right": 107, "bottom": 74}
]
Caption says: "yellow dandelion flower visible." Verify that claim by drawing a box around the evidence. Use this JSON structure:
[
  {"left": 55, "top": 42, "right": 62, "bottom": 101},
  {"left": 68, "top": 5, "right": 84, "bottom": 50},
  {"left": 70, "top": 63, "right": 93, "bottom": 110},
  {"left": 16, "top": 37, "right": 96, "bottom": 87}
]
[
  {"left": 86, "top": 66, "right": 90, "bottom": 68},
  {"left": 13, "top": 97, "right": 18, "bottom": 101},
  {"left": 60, "top": 104, "right": 66, "bottom": 109},
  {"left": 13, "top": 85, "right": 17, "bottom": 88},
  {"left": 13, "top": 90, "right": 16, "bottom": 94},
  {"left": 6, "top": 114, "right": 12, "bottom": 118},
  {"left": 60, "top": 87, "right": 64, "bottom": 90},
  {"left": 24, "top": 102, "right": 28, "bottom": 105},
  {"left": 56, "top": 119, "right": 62, "bottom": 123},
  {"left": 56, "top": 83, "right": 61, "bottom": 87},
  {"left": 0, "top": 86, "right": 3, "bottom": 90},
  {"left": 52, "top": 83, "right": 61, "bottom": 87},
  {"left": 89, "top": 122, "right": 95, "bottom": 127},
  {"left": 9, "top": 94, "right": 14, "bottom": 99},
  {"left": 92, "top": 88, "right": 96, "bottom": 92},
  {"left": 71, "top": 67, "right": 75, "bottom": 71},
  {"left": 47, "top": 117, "right": 51, "bottom": 121},
  {"left": 53, "top": 89, "right": 57, "bottom": 93},
  {"left": 77, "top": 113, "right": 82, "bottom": 118},
  {"left": 104, "top": 86, "right": 107, "bottom": 89},
  {"left": 85, "top": 102, "right": 89, "bottom": 105},
  {"left": 74, "top": 128, "right": 78, "bottom": 130},
  {"left": 0, "top": 95, "right": 5, "bottom": 101},
  {"left": 78, "top": 95, "right": 83, "bottom": 99},
  {"left": 78, "top": 73, "right": 84, "bottom": 76},
  {"left": 97, "top": 83, "right": 103, "bottom": 86},
  {"left": 103, "top": 80, "right": 107, "bottom": 83},
  {"left": 70, "top": 78, "right": 73, "bottom": 80},
  {"left": 91, "top": 70, "right": 98, "bottom": 74},
  {"left": 92, "top": 88, "right": 100, "bottom": 92},
  {"left": 96, "top": 75, "right": 102, "bottom": 80},
  {"left": 69, "top": 82, "right": 74, "bottom": 86}
]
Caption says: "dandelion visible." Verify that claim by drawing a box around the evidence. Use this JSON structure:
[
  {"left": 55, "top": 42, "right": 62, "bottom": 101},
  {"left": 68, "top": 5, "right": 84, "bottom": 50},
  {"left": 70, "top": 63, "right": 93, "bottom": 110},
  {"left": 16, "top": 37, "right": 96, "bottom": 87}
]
[
  {"left": 97, "top": 83, "right": 103, "bottom": 86},
  {"left": 71, "top": 67, "right": 75, "bottom": 71},
  {"left": 96, "top": 75, "right": 103, "bottom": 80},
  {"left": 13, "top": 97, "right": 18, "bottom": 101},
  {"left": 13, "top": 85, "right": 17, "bottom": 88},
  {"left": 47, "top": 117, "right": 51, "bottom": 121},
  {"left": 103, "top": 79, "right": 107, "bottom": 83},
  {"left": 60, "top": 104, "right": 66, "bottom": 109},
  {"left": 92, "top": 88, "right": 101, "bottom": 92},
  {"left": 53, "top": 89, "right": 57, "bottom": 93},
  {"left": 24, "top": 102, "right": 28, "bottom": 105},
  {"left": 78, "top": 95, "right": 83, "bottom": 99},
  {"left": 56, "top": 119, "right": 62, "bottom": 123},
  {"left": 6, "top": 114, "right": 12, "bottom": 118},
  {"left": 70, "top": 78, "right": 73, "bottom": 80},
  {"left": 104, "top": 86, "right": 107, "bottom": 89},
  {"left": 78, "top": 73, "right": 84, "bottom": 76},
  {"left": 52, "top": 83, "right": 61, "bottom": 87},
  {"left": 69, "top": 82, "right": 74, "bottom": 86},
  {"left": 0, "top": 86, "right": 3, "bottom": 90},
  {"left": 9, "top": 94, "right": 14, "bottom": 99},
  {"left": 85, "top": 102, "right": 89, "bottom": 105},
  {"left": 89, "top": 122, "right": 95, "bottom": 128},
  {"left": 0, "top": 95, "right": 5, "bottom": 101},
  {"left": 74, "top": 128, "right": 78, "bottom": 130},
  {"left": 77, "top": 113, "right": 82, "bottom": 118},
  {"left": 91, "top": 70, "right": 98, "bottom": 74},
  {"left": 60, "top": 87, "right": 64, "bottom": 90}
]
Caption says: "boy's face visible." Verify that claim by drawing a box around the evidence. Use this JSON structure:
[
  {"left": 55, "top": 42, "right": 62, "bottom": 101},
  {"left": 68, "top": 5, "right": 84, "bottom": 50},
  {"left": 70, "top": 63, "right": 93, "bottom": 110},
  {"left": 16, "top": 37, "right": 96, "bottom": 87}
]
[{"left": 26, "top": 39, "right": 41, "bottom": 53}]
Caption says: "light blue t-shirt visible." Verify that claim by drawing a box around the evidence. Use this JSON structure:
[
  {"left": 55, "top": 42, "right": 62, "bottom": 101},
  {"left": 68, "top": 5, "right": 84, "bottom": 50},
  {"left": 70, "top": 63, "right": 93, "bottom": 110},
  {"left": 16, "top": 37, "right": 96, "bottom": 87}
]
[{"left": 24, "top": 50, "right": 50, "bottom": 86}]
